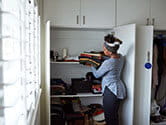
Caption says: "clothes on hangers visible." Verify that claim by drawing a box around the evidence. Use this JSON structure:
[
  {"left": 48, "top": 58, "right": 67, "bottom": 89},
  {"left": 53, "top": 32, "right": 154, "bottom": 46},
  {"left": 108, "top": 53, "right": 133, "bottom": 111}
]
[
  {"left": 153, "top": 37, "right": 164, "bottom": 100},
  {"left": 156, "top": 65, "right": 166, "bottom": 108},
  {"left": 152, "top": 44, "right": 159, "bottom": 88},
  {"left": 153, "top": 35, "right": 166, "bottom": 108}
]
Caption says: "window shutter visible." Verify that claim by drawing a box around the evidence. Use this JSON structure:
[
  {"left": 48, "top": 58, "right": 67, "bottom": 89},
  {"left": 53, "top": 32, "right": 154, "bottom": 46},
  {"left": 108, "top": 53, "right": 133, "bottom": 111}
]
[{"left": 0, "top": 0, "right": 41, "bottom": 125}]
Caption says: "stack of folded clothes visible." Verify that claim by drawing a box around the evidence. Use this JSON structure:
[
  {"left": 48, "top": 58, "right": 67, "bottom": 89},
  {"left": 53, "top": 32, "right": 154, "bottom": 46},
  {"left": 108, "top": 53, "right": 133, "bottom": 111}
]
[
  {"left": 79, "top": 51, "right": 106, "bottom": 68},
  {"left": 51, "top": 78, "right": 67, "bottom": 95}
]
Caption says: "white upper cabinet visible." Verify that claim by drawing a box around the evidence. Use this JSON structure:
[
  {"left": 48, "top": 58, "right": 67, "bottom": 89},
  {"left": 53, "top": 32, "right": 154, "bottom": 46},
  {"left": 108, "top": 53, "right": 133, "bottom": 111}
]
[
  {"left": 117, "top": 0, "right": 150, "bottom": 26},
  {"left": 117, "top": 0, "right": 166, "bottom": 29},
  {"left": 150, "top": 0, "right": 166, "bottom": 30},
  {"left": 44, "top": 0, "right": 80, "bottom": 27},
  {"left": 81, "top": 0, "right": 115, "bottom": 28},
  {"left": 44, "top": 0, "right": 115, "bottom": 28}
]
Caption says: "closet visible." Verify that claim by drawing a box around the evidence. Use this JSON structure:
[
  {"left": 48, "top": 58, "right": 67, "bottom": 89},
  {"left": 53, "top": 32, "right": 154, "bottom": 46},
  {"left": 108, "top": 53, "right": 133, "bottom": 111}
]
[
  {"left": 150, "top": 31, "right": 166, "bottom": 125},
  {"left": 45, "top": 21, "right": 157, "bottom": 125}
]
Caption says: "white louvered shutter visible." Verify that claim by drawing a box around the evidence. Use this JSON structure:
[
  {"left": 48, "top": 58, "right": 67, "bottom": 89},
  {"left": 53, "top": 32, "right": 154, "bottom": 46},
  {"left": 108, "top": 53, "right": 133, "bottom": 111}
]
[{"left": 0, "top": 0, "right": 41, "bottom": 125}]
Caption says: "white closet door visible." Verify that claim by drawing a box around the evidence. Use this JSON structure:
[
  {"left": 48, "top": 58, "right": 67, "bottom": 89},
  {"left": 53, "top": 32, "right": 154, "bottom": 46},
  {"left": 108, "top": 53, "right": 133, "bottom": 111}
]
[
  {"left": 134, "top": 26, "right": 153, "bottom": 125},
  {"left": 45, "top": 21, "right": 51, "bottom": 125},
  {"left": 114, "top": 24, "right": 136, "bottom": 125}
]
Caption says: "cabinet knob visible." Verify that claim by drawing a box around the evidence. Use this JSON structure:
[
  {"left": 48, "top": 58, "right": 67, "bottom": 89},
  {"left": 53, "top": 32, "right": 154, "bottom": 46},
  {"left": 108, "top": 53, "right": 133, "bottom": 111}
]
[
  {"left": 83, "top": 16, "right": 85, "bottom": 25},
  {"left": 77, "top": 15, "right": 79, "bottom": 24},
  {"left": 152, "top": 18, "right": 155, "bottom": 26}
]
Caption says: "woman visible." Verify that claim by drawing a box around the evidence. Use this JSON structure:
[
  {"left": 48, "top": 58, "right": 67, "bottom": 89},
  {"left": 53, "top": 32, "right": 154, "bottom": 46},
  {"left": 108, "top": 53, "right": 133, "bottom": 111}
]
[{"left": 91, "top": 34, "right": 126, "bottom": 125}]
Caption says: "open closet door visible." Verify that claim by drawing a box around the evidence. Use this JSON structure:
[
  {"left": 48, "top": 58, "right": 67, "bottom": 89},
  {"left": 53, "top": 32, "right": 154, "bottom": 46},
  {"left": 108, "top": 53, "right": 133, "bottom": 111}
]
[
  {"left": 45, "top": 20, "right": 51, "bottom": 125},
  {"left": 134, "top": 26, "right": 153, "bottom": 125},
  {"left": 114, "top": 24, "right": 136, "bottom": 125}
]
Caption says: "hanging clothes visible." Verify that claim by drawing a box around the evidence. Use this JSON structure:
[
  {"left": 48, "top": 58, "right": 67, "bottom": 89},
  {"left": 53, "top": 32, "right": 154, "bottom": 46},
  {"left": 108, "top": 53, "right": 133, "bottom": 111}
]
[
  {"left": 152, "top": 44, "right": 159, "bottom": 88},
  {"left": 153, "top": 35, "right": 166, "bottom": 107},
  {"left": 156, "top": 64, "right": 166, "bottom": 108},
  {"left": 154, "top": 36, "right": 164, "bottom": 100},
  {"left": 156, "top": 46, "right": 166, "bottom": 108}
]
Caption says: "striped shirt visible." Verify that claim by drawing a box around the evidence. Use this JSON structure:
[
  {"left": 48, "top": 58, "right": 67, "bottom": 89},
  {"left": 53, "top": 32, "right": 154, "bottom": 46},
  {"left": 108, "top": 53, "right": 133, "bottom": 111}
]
[{"left": 91, "top": 54, "right": 126, "bottom": 99}]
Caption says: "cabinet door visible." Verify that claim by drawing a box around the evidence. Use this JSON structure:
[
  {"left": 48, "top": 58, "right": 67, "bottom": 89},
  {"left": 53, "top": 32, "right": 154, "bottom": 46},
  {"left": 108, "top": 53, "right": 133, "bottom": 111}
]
[
  {"left": 151, "top": 0, "right": 166, "bottom": 30},
  {"left": 44, "top": 0, "right": 80, "bottom": 27},
  {"left": 117, "top": 0, "right": 150, "bottom": 26},
  {"left": 81, "top": 0, "right": 115, "bottom": 28},
  {"left": 134, "top": 26, "right": 153, "bottom": 125},
  {"left": 114, "top": 24, "right": 136, "bottom": 125}
]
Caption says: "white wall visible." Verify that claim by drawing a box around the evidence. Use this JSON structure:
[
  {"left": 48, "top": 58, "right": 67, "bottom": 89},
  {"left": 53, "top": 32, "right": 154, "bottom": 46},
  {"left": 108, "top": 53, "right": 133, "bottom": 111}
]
[
  {"left": 50, "top": 28, "right": 108, "bottom": 57},
  {"left": 50, "top": 28, "right": 109, "bottom": 84}
]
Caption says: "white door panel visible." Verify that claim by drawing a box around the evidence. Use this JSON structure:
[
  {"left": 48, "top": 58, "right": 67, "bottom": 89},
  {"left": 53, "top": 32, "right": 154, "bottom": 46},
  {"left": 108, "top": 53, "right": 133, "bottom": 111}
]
[
  {"left": 134, "top": 25, "right": 153, "bottom": 125},
  {"left": 114, "top": 24, "right": 136, "bottom": 125}
]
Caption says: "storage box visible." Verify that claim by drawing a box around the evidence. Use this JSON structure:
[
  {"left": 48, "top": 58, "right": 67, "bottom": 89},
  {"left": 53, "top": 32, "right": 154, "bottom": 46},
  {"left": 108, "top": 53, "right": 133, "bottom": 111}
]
[{"left": 71, "top": 78, "right": 92, "bottom": 93}]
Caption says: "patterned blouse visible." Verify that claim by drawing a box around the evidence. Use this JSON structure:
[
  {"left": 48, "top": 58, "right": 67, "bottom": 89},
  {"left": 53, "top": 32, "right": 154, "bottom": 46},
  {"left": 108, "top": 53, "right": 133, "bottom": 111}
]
[{"left": 91, "top": 54, "right": 126, "bottom": 99}]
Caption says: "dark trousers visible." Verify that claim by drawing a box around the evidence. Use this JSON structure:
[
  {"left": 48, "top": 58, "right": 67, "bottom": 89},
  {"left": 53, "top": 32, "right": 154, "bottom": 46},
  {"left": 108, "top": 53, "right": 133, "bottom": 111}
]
[{"left": 103, "top": 87, "right": 121, "bottom": 125}]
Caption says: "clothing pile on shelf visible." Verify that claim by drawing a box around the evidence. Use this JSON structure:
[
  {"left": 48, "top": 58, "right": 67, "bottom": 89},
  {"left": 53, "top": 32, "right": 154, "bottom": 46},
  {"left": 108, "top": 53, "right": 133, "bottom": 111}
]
[
  {"left": 151, "top": 34, "right": 166, "bottom": 123},
  {"left": 51, "top": 73, "right": 102, "bottom": 96},
  {"left": 71, "top": 78, "right": 92, "bottom": 93},
  {"left": 51, "top": 78, "right": 76, "bottom": 95},
  {"left": 71, "top": 72, "right": 102, "bottom": 94},
  {"left": 63, "top": 56, "right": 79, "bottom": 62},
  {"left": 51, "top": 97, "right": 65, "bottom": 125},
  {"left": 79, "top": 51, "right": 107, "bottom": 68},
  {"left": 51, "top": 79, "right": 67, "bottom": 95},
  {"left": 51, "top": 97, "right": 106, "bottom": 125},
  {"left": 55, "top": 56, "right": 79, "bottom": 62}
]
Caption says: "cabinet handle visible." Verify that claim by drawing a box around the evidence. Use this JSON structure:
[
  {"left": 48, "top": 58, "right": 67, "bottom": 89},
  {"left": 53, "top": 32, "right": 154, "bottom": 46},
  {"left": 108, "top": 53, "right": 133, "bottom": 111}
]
[
  {"left": 144, "top": 51, "right": 152, "bottom": 69},
  {"left": 77, "top": 15, "right": 79, "bottom": 24},
  {"left": 147, "top": 51, "right": 150, "bottom": 62},
  {"left": 83, "top": 16, "right": 85, "bottom": 25},
  {"left": 152, "top": 18, "right": 155, "bottom": 25},
  {"left": 146, "top": 18, "right": 150, "bottom": 25}
]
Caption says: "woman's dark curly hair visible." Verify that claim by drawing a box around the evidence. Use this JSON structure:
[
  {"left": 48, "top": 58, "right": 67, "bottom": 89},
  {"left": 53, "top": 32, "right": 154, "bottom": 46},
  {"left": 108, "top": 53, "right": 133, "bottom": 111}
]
[
  {"left": 104, "top": 34, "right": 122, "bottom": 44},
  {"left": 104, "top": 34, "right": 122, "bottom": 53}
]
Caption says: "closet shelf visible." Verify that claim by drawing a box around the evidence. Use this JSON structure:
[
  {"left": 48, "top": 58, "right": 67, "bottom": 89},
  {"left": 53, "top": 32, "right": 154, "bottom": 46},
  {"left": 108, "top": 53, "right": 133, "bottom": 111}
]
[
  {"left": 51, "top": 93, "right": 102, "bottom": 98},
  {"left": 50, "top": 61, "right": 79, "bottom": 64}
]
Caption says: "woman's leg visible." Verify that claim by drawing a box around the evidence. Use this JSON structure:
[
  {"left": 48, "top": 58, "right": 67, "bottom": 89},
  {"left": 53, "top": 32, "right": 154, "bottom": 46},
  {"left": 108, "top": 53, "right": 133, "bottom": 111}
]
[{"left": 103, "top": 87, "right": 121, "bottom": 125}]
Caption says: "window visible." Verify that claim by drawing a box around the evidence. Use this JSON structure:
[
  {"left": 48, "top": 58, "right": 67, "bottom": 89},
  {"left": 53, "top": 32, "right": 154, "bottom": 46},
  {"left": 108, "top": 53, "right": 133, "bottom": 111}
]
[{"left": 0, "top": 0, "right": 41, "bottom": 125}]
